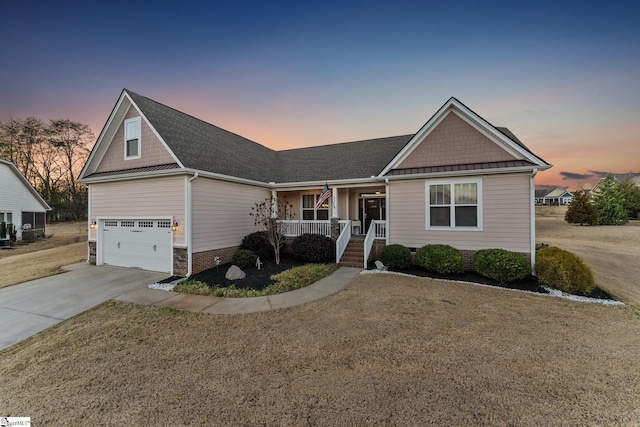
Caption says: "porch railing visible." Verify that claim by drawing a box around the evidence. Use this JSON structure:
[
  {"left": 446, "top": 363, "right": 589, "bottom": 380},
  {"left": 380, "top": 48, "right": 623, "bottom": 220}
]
[
  {"left": 364, "top": 220, "right": 386, "bottom": 269},
  {"left": 277, "top": 219, "right": 351, "bottom": 238},
  {"left": 278, "top": 220, "right": 331, "bottom": 237},
  {"left": 335, "top": 220, "right": 352, "bottom": 263}
]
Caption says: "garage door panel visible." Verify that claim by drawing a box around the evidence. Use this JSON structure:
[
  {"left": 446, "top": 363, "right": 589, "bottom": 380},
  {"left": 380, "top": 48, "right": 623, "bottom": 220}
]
[{"left": 101, "top": 219, "right": 172, "bottom": 273}]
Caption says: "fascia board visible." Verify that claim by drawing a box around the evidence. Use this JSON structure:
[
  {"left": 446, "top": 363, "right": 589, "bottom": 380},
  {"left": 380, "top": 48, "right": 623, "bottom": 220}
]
[{"left": 384, "top": 165, "right": 550, "bottom": 181}]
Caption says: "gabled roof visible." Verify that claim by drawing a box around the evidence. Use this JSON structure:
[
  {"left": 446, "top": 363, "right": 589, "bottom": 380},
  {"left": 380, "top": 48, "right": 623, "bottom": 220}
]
[
  {"left": 380, "top": 97, "right": 551, "bottom": 176},
  {"left": 0, "top": 159, "right": 51, "bottom": 210},
  {"left": 80, "top": 91, "right": 551, "bottom": 186}
]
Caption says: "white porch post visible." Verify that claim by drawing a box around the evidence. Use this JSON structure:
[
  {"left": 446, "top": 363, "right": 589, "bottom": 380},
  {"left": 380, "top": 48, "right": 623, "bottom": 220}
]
[
  {"left": 385, "top": 178, "right": 390, "bottom": 245},
  {"left": 331, "top": 187, "right": 338, "bottom": 218},
  {"left": 271, "top": 190, "right": 278, "bottom": 218}
]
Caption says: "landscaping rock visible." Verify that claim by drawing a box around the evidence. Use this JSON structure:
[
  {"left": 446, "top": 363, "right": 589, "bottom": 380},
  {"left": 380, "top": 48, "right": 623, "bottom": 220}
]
[
  {"left": 225, "top": 265, "right": 246, "bottom": 280},
  {"left": 374, "top": 260, "right": 387, "bottom": 271}
]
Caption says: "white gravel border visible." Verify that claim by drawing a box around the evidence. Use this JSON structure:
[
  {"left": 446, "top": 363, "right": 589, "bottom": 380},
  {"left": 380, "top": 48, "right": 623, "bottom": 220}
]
[
  {"left": 360, "top": 269, "right": 624, "bottom": 306},
  {"left": 148, "top": 278, "right": 184, "bottom": 291}
]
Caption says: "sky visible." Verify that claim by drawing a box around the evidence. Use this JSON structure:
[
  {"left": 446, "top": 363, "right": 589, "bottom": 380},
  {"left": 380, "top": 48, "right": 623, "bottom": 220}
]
[{"left": 1, "top": 0, "right": 638, "bottom": 189}]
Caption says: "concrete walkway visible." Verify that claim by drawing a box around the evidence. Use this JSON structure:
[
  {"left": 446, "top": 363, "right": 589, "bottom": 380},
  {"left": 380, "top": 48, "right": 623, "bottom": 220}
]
[{"left": 115, "top": 266, "right": 361, "bottom": 314}]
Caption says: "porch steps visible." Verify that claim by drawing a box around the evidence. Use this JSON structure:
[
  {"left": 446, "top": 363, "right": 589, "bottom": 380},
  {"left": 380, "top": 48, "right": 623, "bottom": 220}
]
[{"left": 339, "top": 237, "right": 365, "bottom": 268}]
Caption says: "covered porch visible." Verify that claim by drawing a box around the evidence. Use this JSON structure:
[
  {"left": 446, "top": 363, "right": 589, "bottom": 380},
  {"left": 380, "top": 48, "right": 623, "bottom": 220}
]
[{"left": 272, "top": 184, "right": 388, "bottom": 268}]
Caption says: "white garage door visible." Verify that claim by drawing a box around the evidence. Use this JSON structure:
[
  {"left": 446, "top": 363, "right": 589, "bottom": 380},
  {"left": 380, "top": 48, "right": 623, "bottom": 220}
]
[{"left": 101, "top": 219, "right": 172, "bottom": 273}]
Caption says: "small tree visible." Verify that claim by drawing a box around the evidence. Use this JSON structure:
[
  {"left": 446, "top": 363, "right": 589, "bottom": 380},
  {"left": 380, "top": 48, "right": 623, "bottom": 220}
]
[
  {"left": 592, "top": 175, "right": 628, "bottom": 225},
  {"left": 565, "top": 189, "right": 598, "bottom": 225},
  {"left": 617, "top": 177, "right": 640, "bottom": 219},
  {"left": 250, "top": 196, "right": 293, "bottom": 264}
]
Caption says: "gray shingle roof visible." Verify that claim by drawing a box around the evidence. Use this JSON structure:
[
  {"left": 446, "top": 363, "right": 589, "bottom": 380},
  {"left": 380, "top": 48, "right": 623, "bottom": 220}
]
[{"left": 121, "top": 90, "right": 540, "bottom": 184}]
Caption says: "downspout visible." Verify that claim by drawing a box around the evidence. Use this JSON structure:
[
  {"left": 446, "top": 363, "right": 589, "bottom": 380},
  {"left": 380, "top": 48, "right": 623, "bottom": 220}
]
[
  {"left": 186, "top": 172, "right": 199, "bottom": 277},
  {"left": 385, "top": 177, "right": 390, "bottom": 245},
  {"left": 530, "top": 168, "right": 538, "bottom": 274}
]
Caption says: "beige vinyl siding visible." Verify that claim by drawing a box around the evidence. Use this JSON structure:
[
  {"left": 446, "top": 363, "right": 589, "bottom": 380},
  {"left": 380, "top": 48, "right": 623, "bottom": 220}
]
[
  {"left": 389, "top": 173, "right": 532, "bottom": 253},
  {"left": 95, "top": 105, "right": 175, "bottom": 173},
  {"left": 191, "top": 178, "right": 270, "bottom": 252},
  {"left": 89, "top": 176, "right": 186, "bottom": 245}
]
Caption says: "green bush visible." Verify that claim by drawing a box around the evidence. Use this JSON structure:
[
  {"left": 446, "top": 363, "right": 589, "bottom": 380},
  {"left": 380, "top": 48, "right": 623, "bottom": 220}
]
[
  {"left": 564, "top": 189, "right": 598, "bottom": 225},
  {"left": 7, "top": 224, "right": 17, "bottom": 243},
  {"left": 232, "top": 249, "right": 257, "bottom": 268},
  {"left": 0, "top": 222, "right": 6, "bottom": 239},
  {"left": 535, "top": 247, "right": 596, "bottom": 295},
  {"left": 241, "top": 231, "right": 273, "bottom": 259},
  {"left": 474, "top": 249, "right": 531, "bottom": 284},
  {"left": 379, "top": 244, "right": 411, "bottom": 269},
  {"left": 291, "top": 233, "right": 334, "bottom": 263},
  {"left": 415, "top": 244, "right": 464, "bottom": 275}
]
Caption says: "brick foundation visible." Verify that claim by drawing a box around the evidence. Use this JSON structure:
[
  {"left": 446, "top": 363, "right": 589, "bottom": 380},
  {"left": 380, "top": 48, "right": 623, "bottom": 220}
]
[
  {"left": 88, "top": 241, "right": 96, "bottom": 265},
  {"left": 191, "top": 246, "right": 240, "bottom": 275}
]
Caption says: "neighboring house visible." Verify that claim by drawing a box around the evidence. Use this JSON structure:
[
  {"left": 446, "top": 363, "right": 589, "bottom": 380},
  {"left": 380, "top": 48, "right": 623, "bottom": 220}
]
[
  {"left": 78, "top": 89, "right": 551, "bottom": 275},
  {"left": 0, "top": 159, "right": 51, "bottom": 240},
  {"left": 535, "top": 187, "right": 573, "bottom": 205},
  {"left": 591, "top": 174, "right": 640, "bottom": 195}
]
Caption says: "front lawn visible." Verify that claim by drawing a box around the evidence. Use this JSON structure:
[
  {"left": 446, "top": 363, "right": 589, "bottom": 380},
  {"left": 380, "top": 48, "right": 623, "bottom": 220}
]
[{"left": 2, "top": 274, "right": 640, "bottom": 425}]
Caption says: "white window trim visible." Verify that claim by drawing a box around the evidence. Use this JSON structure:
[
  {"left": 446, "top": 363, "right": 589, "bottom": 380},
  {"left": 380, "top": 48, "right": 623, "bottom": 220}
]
[
  {"left": 425, "top": 178, "right": 483, "bottom": 231},
  {"left": 124, "top": 117, "right": 141, "bottom": 160},
  {"left": 301, "top": 193, "right": 330, "bottom": 221}
]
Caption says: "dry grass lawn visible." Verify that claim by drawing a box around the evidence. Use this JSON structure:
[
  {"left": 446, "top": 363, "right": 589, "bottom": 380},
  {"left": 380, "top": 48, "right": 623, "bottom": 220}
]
[
  {"left": 0, "top": 222, "right": 87, "bottom": 288},
  {"left": 2, "top": 275, "right": 640, "bottom": 425},
  {"left": 536, "top": 206, "right": 640, "bottom": 304},
  {"left": 2, "top": 211, "right": 640, "bottom": 424}
]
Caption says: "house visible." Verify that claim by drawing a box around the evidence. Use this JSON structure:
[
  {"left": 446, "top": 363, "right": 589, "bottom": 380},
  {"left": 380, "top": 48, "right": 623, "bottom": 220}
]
[
  {"left": 0, "top": 158, "right": 51, "bottom": 240},
  {"left": 591, "top": 174, "right": 640, "bottom": 195},
  {"left": 78, "top": 89, "right": 551, "bottom": 275},
  {"left": 535, "top": 187, "right": 573, "bottom": 205}
]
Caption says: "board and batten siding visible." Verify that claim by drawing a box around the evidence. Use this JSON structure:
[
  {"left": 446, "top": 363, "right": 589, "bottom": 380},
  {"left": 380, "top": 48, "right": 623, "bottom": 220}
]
[
  {"left": 89, "top": 176, "right": 186, "bottom": 246},
  {"left": 389, "top": 173, "right": 532, "bottom": 253},
  {"left": 191, "top": 178, "right": 270, "bottom": 252}
]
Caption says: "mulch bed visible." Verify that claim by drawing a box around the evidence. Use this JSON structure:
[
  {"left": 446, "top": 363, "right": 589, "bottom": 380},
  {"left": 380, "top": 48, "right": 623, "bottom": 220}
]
[
  {"left": 372, "top": 265, "right": 616, "bottom": 301},
  {"left": 187, "top": 254, "right": 306, "bottom": 291}
]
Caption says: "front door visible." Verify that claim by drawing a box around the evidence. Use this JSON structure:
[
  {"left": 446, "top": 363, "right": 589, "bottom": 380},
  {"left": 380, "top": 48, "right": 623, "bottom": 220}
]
[{"left": 360, "top": 197, "right": 386, "bottom": 232}]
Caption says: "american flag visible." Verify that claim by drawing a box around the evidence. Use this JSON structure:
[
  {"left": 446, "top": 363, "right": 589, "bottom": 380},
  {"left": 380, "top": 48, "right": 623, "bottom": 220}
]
[{"left": 315, "top": 183, "right": 331, "bottom": 210}]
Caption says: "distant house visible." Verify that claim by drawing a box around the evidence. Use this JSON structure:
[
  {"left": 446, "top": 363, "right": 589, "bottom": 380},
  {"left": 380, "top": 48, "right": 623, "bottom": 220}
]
[
  {"left": 591, "top": 174, "right": 640, "bottom": 195},
  {"left": 535, "top": 187, "right": 573, "bottom": 205},
  {"left": 0, "top": 159, "right": 51, "bottom": 239},
  {"left": 78, "top": 89, "right": 552, "bottom": 275}
]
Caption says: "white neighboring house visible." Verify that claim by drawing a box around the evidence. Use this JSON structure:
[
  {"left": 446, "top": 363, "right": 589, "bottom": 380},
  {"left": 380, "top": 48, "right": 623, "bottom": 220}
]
[{"left": 0, "top": 159, "right": 51, "bottom": 240}]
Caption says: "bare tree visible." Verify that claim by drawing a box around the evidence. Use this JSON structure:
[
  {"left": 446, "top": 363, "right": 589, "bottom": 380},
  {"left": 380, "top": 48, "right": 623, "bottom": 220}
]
[{"left": 250, "top": 196, "right": 293, "bottom": 264}]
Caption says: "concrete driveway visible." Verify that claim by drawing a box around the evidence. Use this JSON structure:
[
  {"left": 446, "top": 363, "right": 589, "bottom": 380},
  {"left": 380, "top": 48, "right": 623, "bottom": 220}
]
[{"left": 0, "top": 263, "right": 167, "bottom": 350}]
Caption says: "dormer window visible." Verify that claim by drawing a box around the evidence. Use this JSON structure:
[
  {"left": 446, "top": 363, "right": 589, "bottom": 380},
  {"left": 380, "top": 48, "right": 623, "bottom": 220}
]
[{"left": 124, "top": 117, "right": 141, "bottom": 159}]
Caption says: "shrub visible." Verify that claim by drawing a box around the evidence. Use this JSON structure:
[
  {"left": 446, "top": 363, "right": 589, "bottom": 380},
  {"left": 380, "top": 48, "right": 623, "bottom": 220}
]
[
  {"left": 379, "top": 244, "right": 411, "bottom": 269},
  {"left": 474, "top": 249, "right": 531, "bottom": 284},
  {"left": 267, "top": 263, "right": 339, "bottom": 294},
  {"left": 291, "top": 233, "right": 334, "bottom": 263},
  {"left": 592, "top": 175, "right": 628, "bottom": 225},
  {"left": 0, "top": 222, "right": 6, "bottom": 239},
  {"left": 241, "top": 231, "right": 273, "bottom": 259},
  {"left": 535, "top": 247, "right": 596, "bottom": 295},
  {"left": 415, "top": 244, "right": 464, "bottom": 275},
  {"left": 232, "top": 249, "right": 257, "bottom": 269},
  {"left": 8, "top": 224, "right": 17, "bottom": 243},
  {"left": 565, "top": 189, "right": 598, "bottom": 225}
]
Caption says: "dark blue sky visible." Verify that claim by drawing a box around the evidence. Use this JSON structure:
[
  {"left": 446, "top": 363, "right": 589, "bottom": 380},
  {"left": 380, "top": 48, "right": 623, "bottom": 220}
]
[{"left": 2, "top": 0, "right": 639, "bottom": 187}]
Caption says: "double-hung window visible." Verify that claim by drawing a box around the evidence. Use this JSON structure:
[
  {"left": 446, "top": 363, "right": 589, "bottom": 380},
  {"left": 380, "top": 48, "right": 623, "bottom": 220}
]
[
  {"left": 302, "top": 194, "right": 329, "bottom": 220},
  {"left": 426, "top": 179, "right": 481, "bottom": 229},
  {"left": 124, "top": 117, "right": 141, "bottom": 159}
]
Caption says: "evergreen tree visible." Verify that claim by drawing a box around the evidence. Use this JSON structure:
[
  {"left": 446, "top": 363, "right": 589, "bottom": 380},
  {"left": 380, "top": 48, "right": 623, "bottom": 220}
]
[
  {"left": 592, "top": 175, "right": 628, "bottom": 225},
  {"left": 565, "top": 189, "right": 598, "bottom": 225},
  {"left": 617, "top": 177, "right": 640, "bottom": 219}
]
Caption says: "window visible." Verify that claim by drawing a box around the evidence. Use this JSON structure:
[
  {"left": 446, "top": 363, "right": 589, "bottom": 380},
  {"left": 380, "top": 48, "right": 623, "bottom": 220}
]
[
  {"left": 302, "top": 194, "right": 329, "bottom": 220},
  {"left": 0, "top": 212, "right": 12, "bottom": 224},
  {"left": 124, "top": 117, "right": 141, "bottom": 159},
  {"left": 426, "top": 179, "right": 481, "bottom": 229}
]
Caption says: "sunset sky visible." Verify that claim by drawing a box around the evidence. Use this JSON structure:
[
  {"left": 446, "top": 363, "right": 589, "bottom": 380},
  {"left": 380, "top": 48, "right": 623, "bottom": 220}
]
[{"left": 2, "top": 1, "right": 638, "bottom": 189}]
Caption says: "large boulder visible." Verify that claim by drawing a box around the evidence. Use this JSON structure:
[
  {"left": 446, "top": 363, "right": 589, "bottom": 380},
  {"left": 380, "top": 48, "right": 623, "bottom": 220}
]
[{"left": 225, "top": 265, "right": 246, "bottom": 280}]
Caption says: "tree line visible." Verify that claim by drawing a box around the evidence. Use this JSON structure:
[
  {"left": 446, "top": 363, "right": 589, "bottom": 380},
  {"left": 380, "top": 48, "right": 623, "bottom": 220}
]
[
  {"left": 565, "top": 175, "right": 640, "bottom": 226},
  {"left": 0, "top": 117, "right": 94, "bottom": 221}
]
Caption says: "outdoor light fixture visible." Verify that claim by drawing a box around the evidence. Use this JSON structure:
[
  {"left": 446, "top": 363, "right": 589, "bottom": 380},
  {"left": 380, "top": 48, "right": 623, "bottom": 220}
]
[
  {"left": 172, "top": 221, "right": 179, "bottom": 231},
  {"left": 90, "top": 220, "right": 97, "bottom": 229}
]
